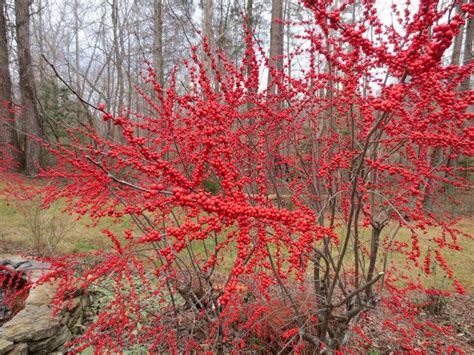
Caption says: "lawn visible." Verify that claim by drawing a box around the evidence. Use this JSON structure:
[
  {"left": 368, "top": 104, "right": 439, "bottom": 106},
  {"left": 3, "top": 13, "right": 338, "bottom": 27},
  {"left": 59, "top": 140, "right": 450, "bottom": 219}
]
[{"left": 0, "top": 178, "right": 472, "bottom": 291}]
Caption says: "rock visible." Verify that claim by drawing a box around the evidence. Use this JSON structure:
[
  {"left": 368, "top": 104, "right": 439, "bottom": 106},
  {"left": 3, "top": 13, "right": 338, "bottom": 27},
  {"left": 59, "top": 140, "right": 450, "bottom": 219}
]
[
  {"left": 1, "top": 305, "right": 61, "bottom": 342},
  {"left": 66, "top": 296, "right": 88, "bottom": 329},
  {"left": 60, "top": 310, "right": 70, "bottom": 326},
  {"left": 28, "top": 325, "right": 71, "bottom": 353},
  {"left": 5, "top": 343, "right": 28, "bottom": 355},
  {"left": 61, "top": 297, "right": 81, "bottom": 314},
  {"left": 69, "top": 313, "right": 84, "bottom": 336},
  {"left": 59, "top": 296, "right": 83, "bottom": 323},
  {"left": 0, "top": 260, "right": 29, "bottom": 270},
  {"left": 25, "top": 282, "right": 59, "bottom": 307},
  {"left": 0, "top": 339, "right": 14, "bottom": 354},
  {"left": 0, "top": 257, "right": 89, "bottom": 354},
  {"left": 0, "top": 258, "right": 50, "bottom": 283},
  {"left": 16, "top": 260, "right": 50, "bottom": 273}
]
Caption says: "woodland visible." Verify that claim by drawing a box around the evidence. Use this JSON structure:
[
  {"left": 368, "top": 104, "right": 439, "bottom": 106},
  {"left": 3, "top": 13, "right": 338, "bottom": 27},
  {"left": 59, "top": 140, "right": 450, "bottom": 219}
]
[{"left": 0, "top": 0, "right": 473, "bottom": 353}]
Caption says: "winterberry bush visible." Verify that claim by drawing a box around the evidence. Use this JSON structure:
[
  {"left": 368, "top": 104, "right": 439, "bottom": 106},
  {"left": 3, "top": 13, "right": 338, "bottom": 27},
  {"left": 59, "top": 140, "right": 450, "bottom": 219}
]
[{"left": 12, "top": 0, "right": 473, "bottom": 352}]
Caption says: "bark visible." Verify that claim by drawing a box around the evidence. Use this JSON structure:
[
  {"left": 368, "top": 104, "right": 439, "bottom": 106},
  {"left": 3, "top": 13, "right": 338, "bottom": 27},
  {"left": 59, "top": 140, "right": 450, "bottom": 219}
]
[
  {"left": 203, "top": 0, "right": 213, "bottom": 45},
  {"left": 445, "top": 1, "right": 465, "bottom": 175},
  {"left": 0, "top": 0, "right": 21, "bottom": 169},
  {"left": 202, "top": 0, "right": 215, "bottom": 90},
  {"left": 111, "top": 0, "right": 124, "bottom": 113},
  {"left": 153, "top": 0, "right": 164, "bottom": 87},
  {"left": 284, "top": 0, "right": 291, "bottom": 78},
  {"left": 246, "top": 0, "right": 253, "bottom": 31},
  {"left": 460, "top": 14, "right": 473, "bottom": 92},
  {"left": 15, "top": 0, "right": 41, "bottom": 176},
  {"left": 267, "top": 0, "right": 284, "bottom": 95},
  {"left": 74, "top": 0, "right": 81, "bottom": 92},
  {"left": 36, "top": 0, "right": 45, "bottom": 83},
  {"left": 450, "top": 1, "right": 464, "bottom": 66},
  {"left": 245, "top": 0, "right": 254, "bottom": 113},
  {"left": 266, "top": 0, "right": 284, "bottom": 187},
  {"left": 365, "top": 224, "right": 383, "bottom": 302}
]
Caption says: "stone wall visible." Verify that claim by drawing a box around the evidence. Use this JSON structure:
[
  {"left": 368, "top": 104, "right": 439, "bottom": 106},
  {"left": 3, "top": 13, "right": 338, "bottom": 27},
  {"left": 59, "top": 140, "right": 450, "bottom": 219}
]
[{"left": 0, "top": 258, "right": 88, "bottom": 354}]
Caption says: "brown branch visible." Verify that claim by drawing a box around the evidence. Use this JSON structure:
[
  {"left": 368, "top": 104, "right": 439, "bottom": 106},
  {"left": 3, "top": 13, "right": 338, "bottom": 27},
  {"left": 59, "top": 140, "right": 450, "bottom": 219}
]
[
  {"left": 41, "top": 54, "right": 101, "bottom": 112},
  {"left": 86, "top": 156, "right": 174, "bottom": 196},
  {"left": 332, "top": 272, "right": 384, "bottom": 308}
]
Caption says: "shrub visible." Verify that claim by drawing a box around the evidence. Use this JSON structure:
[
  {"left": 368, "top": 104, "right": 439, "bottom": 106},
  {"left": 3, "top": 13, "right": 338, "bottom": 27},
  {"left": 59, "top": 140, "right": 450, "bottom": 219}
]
[{"left": 25, "top": 0, "right": 474, "bottom": 352}]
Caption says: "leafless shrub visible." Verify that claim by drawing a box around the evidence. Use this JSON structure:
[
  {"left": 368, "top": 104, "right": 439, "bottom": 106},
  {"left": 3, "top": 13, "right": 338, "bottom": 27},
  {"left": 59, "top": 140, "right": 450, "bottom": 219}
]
[{"left": 19, "top": 199, "right": 75, "bottom": 257}]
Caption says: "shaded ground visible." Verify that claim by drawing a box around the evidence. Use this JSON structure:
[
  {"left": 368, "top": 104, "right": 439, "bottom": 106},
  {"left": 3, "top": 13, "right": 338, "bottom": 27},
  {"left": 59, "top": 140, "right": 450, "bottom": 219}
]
[{"left": 357, "top": 293, "right": 473, "bottom": 352}]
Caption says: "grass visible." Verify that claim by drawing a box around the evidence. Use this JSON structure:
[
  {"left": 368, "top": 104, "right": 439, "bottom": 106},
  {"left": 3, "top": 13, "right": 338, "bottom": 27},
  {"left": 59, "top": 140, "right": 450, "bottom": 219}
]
[
  {"left": 389, "top": 219, "right": 474, "bottom": 290},
  {"left": 343, "top": 220, "right": 474, "bottom": 291},
  {"left": 0, "top": 193, "right": 128, "bottom": 255},
  {"left": 0, "top": 178, "right": 472, "bottom": 292}
]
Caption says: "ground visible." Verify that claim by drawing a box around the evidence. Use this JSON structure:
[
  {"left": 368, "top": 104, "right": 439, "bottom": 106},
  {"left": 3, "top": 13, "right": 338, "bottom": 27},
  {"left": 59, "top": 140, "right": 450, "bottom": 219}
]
[
  {"left": 0, "top": 177, "right": 473, "bottom": 352},
  {"left": 350, "top": 293, "right": 472, "bottom": 352}
]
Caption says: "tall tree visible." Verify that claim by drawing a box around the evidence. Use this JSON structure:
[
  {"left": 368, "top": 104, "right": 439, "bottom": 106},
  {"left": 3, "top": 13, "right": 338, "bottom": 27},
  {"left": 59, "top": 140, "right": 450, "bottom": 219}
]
[
  {"left": 202, "top": 0, "right": 213, "bottom": 44},
  {"left": 267, "top": 0, "right": 284, "bottom": 95},
  {"left": 111, "top": 0, "right": 124, "bottom": 114},
  {"left": 153, "top": 0, "right": 164, "bottom": 87},
  {"left": 246, "top": 0, "right": 253, "bottom": 33},
  {"left": 0, "top": 0, "right": 20, "bottom": 169},
  {"left": 15, "top": 0, "right": 42, "bottom": 175},
  {"left": 451, "top": 1, "right": 464, "bottom": 67},
  {"left": 245, "top": 0, "right": 254, "bottom": 100},
  {"left": 266, "top": 0, "right": 284, "bottom": 185},
  {"left": 201, "top": 0, "right": 215, "bottom": 89},
  {"left": 460, "top": 13, "right": 473, "bottom": 92}
]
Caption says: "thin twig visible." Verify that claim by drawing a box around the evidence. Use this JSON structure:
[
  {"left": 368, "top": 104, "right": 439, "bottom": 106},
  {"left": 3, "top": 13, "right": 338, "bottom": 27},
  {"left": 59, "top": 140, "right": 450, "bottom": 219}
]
[{"left": 41, "top": 54, "right": 102, "bottom": 112}]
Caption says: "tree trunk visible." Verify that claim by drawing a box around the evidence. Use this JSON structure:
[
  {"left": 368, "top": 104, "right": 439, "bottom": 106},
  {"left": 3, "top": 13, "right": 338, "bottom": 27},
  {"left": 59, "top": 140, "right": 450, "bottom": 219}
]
[
  {"left": 267, "top": 0, "right": 284, "bottom": 95},
  {"left": 246, "top": 0, "right": 253, "bottom": 31},
  {"left": 460, "top": 14, "right": 473, "bottom": 92},
  {"left": 203, "top": 0, "right": 213, "bottom": 45},
  {"left": 265, "top": 0, "right": 284, "bottom": 186},
  {"left": 451, "top": 1, "right": 464, "bottom": 67},
  {"left": 245, "top": 0, "right": 254, "bottom": 113},
  {"left": 74, "top": 0, "right": 81, "bottom": 93},
  {"left": 15, "top": 0, "right": 41, "bottom": 176},
  {"left": 153, "top": 0, "right": 164, "bottom": 87},
  {"left": 36, "top": 0, "right": 45, "bottom": 84},
  {"left": 366, "top": 224, "right": 383, "bottom": 302},
  {"left": 445, "top": 1, "right": 465, "bottom": 175},
  {"left": 0, "top": 0, "right": 21, "bottom": 170},
  {"left": 201, "top": 0, "right": 216, "bottom": 91},
  {"left": 111, "top": 0, "right": 124, "bottom": 113}
]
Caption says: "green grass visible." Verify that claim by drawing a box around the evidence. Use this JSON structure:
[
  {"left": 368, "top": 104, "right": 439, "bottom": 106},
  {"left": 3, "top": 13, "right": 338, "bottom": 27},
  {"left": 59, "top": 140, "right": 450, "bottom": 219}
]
[
  {"left": 0, "top": 180, "right": 472, "bottom": 291},
  {"left": 323, "top": 220, "right": 474, "bottom": 291},
  {"left": 380, "top": 220, "right": 474, "bottom": 290},
  {"left": 0, "top": 194, "right": 123, "bottom": 255}
]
